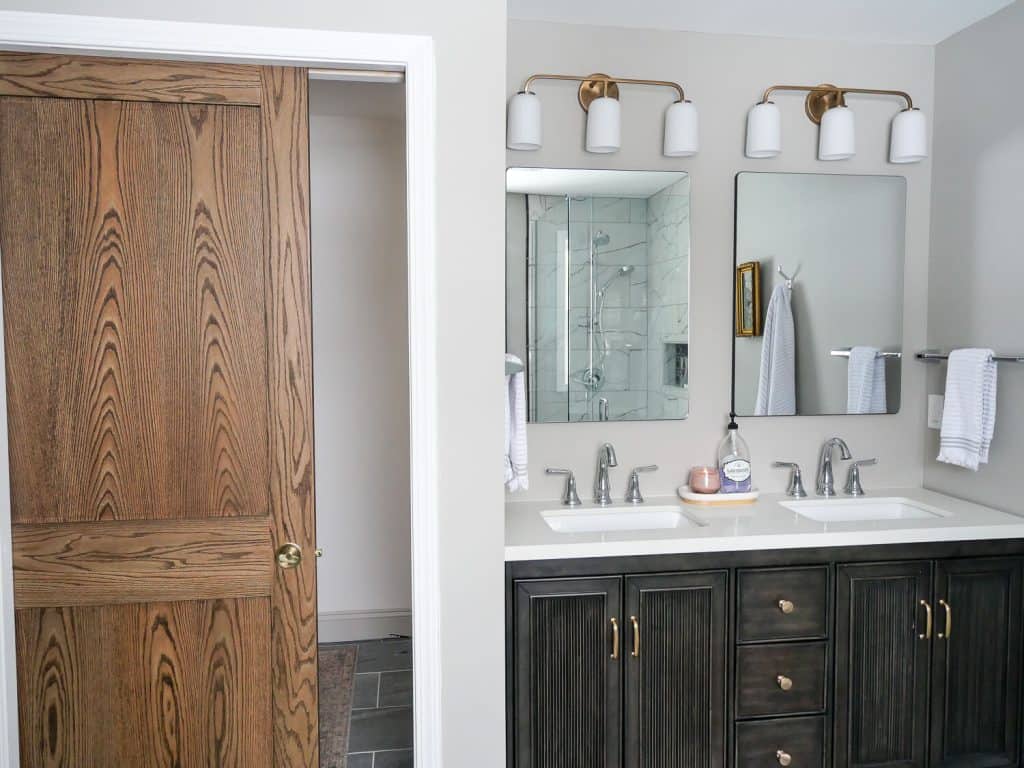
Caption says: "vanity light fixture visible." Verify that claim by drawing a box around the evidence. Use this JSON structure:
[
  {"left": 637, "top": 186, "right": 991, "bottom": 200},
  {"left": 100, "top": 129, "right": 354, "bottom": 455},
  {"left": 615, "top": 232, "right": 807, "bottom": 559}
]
[
  {"left": 507, "top": 73, "right": 698, "bottom": 157},
  {"left": 744, "top": 83, "right": 927, "bottom": 163}
]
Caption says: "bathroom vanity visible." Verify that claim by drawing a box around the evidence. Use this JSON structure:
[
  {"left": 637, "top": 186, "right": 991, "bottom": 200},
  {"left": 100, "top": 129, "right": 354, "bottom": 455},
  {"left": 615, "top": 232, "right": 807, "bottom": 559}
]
[{"left": 505, "top": 491, "right": 1024, "bottom": 768}]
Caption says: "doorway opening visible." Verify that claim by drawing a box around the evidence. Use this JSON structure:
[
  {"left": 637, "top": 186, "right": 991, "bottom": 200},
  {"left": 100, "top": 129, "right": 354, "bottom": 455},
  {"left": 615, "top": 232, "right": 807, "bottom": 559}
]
[{"left": 309, "top": 76, "right": 413, "bottom": 768}]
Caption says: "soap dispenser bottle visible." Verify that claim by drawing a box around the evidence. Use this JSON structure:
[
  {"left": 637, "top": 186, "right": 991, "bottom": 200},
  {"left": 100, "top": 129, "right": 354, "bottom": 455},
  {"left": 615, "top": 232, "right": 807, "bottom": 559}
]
[{"left": 718, "top": 419, "right": 752, "bottom": 493}]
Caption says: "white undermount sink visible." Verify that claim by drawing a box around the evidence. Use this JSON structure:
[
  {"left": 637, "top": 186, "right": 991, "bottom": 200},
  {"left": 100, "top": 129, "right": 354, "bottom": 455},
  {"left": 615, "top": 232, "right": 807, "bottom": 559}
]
[
  {"left": 541, "top": 504, "right": 701, "bottom": 533},
  {"left": 781, "top": 497, "right": 951, "bottom": 523}
]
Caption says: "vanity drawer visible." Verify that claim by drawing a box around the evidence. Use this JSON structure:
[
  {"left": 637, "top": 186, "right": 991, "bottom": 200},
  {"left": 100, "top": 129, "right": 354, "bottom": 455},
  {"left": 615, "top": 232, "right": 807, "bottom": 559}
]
[
  {"left": 736, "top": 642, "right": 827, "bottom": 718},
  {"left": 737, "top": 567, "right": 829, "bottom": 642},
  {"left": 736, "top": 716, "right": 826, "bottom": 768}
]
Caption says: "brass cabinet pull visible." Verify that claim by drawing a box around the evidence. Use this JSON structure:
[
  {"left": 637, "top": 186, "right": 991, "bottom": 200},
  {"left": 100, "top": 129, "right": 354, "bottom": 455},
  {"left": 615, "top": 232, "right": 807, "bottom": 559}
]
[
  {"left": 276, "top": 542, "right": 303, "bottom": 569},
  {"left": 610, "top": 617, "right": 620, "bottom": 660},
  {"left": 919, "top": 599, "right": 933, "bottom": 639},
  {"left": 776, "top": 675, "right": 793, "bottom": 691},
  {"left": 938, "top": 599, "right": 952, "bottom": 639},
  {"left": 630, "top": 615, "right": 640, "bottom": 658},
  {"left": 778, "top": 599, "right": 795, "bottom": 614},
  {"left": 777, "top": 750, "right": 792, "bottom": 767}
]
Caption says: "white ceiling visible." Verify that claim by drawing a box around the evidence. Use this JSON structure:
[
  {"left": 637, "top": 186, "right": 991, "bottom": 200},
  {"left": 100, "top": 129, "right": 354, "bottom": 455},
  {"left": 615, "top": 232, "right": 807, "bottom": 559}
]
[{"left": 507, "top": 0, "right": 1015, "bottom": 45}]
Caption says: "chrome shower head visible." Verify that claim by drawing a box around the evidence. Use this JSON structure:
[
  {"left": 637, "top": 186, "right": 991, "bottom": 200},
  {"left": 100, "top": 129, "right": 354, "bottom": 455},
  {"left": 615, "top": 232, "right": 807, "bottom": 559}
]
[
  {"left": 597, "top": 265, "right": 635, "bottom": 295},
  {"left": 592, "top": 231, "right": 611, "bottom": 247}
]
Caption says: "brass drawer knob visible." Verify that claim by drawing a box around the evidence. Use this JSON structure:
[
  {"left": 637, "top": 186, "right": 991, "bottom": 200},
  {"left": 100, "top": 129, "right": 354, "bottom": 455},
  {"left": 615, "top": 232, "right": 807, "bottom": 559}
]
[
  {"left": 777, "top": 750, "right": 792, "bottom": 766},
  {"left": 778, "top": 599, "right": 795, "bottom": 614},
  {"left": 276, "top": 542, "right": 303, "bottom": 569},
  {"left": 776, "top": 675, "right": 793, "bottom": 691}
]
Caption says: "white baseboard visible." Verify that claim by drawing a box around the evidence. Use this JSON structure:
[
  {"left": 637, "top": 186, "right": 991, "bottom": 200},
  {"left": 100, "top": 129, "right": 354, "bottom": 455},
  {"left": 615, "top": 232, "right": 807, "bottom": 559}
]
[{"left": 318, "top": 609, "right": 413, "bottom": 643}]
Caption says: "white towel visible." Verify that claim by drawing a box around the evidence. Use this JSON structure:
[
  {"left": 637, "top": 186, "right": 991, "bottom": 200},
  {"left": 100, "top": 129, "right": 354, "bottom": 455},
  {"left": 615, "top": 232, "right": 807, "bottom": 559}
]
[
  {"left": 755, "top": 284, "right": 796, "bottom": 416},
  {"left": 847, "top": 346, "right": 887, "bottom": 414},
  {"left": 505, "top": 354, "right": 528, "bottom": 491},
  {"left": 937, "top": 348, "right": 998, "bottom": 471}
]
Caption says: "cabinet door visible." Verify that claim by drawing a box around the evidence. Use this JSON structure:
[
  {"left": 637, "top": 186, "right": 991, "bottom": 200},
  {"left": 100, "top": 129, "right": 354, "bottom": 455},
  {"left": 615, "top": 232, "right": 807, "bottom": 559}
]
[
  {"left": 931, "top": 558, "right": 1023, "bottom": 768},
  {"left": 835, "top": 562, "right": 932, "bottom": 768},
  {"left": 515, "top": 577, "right": 623, "bottom": 768},
  {"left": 624, "top": 572, "right": 728, "bottom": 768}
]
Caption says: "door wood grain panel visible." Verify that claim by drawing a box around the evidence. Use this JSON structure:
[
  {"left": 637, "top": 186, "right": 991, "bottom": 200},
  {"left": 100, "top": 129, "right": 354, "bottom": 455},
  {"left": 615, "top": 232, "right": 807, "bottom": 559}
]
[
  {"left": 0, "top": 52, "right": 263, "bottom": 104},
  {"left": 16, "top": 598, "right": 272, "bottom": 766},
  {"left": 0, "top": 95, "right": 269, "bottom": 524},
  {"left": 12, "top": 518, "right": 272, "bottom": 607},
  {"left": 0, "top": 54, "right": 317, "bottom": 767},
  {"left": 260, "top": 65, "right": 319, "bottom": 768}
]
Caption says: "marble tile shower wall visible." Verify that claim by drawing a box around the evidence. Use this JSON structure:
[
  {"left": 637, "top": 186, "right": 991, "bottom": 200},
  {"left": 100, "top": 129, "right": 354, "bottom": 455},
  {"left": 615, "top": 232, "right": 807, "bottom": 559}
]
[
  {"left": 528, "top": 194, "right": 651, "bottom": 422},
  {"left": 646, "top": 177, "right": 690, "bottom": 419}
]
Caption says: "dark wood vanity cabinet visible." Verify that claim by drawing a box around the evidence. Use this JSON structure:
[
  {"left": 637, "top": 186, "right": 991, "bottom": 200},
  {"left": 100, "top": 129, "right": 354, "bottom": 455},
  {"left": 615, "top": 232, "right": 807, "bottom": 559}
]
[
  {"left": 507, "top": 543, "right": 1024, "bottom": 768},
  {"left": 835, "top": 558, "right": 1023, "bottom": 768},
  {"left": 512, "top": 572, "right": 728, "bottom": 768}
]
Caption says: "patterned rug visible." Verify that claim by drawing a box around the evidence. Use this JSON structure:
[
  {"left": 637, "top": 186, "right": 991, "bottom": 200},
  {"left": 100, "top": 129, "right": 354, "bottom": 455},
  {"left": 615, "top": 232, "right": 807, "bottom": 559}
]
[{"left": 319, "top": 643, "right": 359, "bottom": 768}]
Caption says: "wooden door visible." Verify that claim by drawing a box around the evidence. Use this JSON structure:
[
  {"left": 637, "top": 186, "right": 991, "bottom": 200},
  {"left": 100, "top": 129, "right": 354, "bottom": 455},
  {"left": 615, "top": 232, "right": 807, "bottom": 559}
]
[
  {"left": 624, "top": 572, "right": 728, "bottom": 768},
  {"left": 514, "top": 577, "right": 623, "bottom": 768},
  {"left": 930, "top": 558, "right": 1023, "bottom": 768},
  {"left": 834, "top": 562, "right": 932, "bottom": 768},
  {"left": 0, "top": 53, "right": 317, "bottom": 766}
]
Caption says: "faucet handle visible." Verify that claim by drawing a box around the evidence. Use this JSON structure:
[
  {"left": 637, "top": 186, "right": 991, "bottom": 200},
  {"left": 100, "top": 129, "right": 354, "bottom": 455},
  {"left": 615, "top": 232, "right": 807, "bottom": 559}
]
[
  {"left": 773, "top": 462, "right": 808, "bottom": 498},
  {"left": 546, "top": 468, "right": 582, "bottom": 506},
  {"left": 624, "top": 465, "right": 659, "bottom": 504},
  {"left": 844, "top": 459, "right": 877, "bottom": 497}
]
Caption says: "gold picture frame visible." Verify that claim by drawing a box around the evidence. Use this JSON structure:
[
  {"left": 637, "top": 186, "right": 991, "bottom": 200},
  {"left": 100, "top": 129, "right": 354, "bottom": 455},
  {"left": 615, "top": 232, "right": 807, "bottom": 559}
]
[{"left": 735, "top": 261, "right": 763, "bottom": 337}]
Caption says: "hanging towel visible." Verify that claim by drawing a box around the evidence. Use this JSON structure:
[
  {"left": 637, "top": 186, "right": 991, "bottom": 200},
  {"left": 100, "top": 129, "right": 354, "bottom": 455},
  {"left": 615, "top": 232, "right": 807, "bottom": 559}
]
[
  {"left": 847, "top": 346, "right": 887, "bottom": 414},
  {"left": 937, "top": 348, "right": 998, "bottom": 471},
  {"left": 505, "top": 354, "right": 529, "bottom": 491},
  {"left": 755, "top": 284, "right": 796, "bottom": 416}
]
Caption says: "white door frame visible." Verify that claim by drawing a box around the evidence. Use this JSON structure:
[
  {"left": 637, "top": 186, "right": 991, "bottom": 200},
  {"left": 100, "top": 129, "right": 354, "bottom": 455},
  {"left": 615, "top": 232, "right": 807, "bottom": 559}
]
[{"left": 0, "top": 11, "right": 440, "bottom": 767}]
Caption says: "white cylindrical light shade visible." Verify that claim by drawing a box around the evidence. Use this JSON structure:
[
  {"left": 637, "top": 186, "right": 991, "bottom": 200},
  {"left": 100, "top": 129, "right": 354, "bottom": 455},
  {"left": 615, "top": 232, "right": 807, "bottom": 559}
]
[
  {"left": 663, "top": 100, "right": 699, "bottom": 157},
  {"left": 745, "top": 102, "right": 781, "bottom": 158},
  {"left": 507, "top": 91, "right": 542, "bottom": 151},
  {"left": 890, "top": 108, "right": 928, "bottom": 163},
  {"left": 818, "top": 105, "right": 856, "bottom": 160},
  {"left": 585, "top": 96, "right": 621, "bottom": 154}
]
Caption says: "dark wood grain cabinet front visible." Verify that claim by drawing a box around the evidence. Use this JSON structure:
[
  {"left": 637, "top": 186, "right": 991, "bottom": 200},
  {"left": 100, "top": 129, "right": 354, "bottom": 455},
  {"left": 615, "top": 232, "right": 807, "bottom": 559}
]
[
  {"left": 507, "top": 541, "right": 1024, "bottom": 768},
  {"left": 513, "top": 577, "right": 623, "bottom": 768},
  {"left": 736, "top": 642, "right": 828, "bottom": 718},
  {"left": 930, "top": 558, "right": 1023, "bottom": 768},
  {"left": 624, "top": 572, "right": 728, "bottom": 768}
]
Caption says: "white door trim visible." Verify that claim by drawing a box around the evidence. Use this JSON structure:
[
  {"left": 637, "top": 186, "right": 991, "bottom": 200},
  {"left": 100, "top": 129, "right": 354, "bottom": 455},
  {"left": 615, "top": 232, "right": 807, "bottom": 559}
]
[{"left": 0, "top": 11, "right": 440, "bottom": 768}]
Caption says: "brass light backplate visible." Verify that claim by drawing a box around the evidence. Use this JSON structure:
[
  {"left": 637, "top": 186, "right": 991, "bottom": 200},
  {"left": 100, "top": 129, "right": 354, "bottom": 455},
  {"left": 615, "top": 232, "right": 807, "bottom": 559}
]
[
  {"left": 804, "top": 83, "right": 845, "bottom": 124},
  {"left": 578, "top": 73, "right": 620, "bottom": 112}
]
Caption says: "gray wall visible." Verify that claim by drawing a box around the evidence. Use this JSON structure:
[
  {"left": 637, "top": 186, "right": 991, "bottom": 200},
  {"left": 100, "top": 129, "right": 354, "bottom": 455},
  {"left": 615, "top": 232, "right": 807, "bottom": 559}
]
[
  {"left": 508, "top": 20, "right": 934, "bottom": 500},
  {"left": 924, "top": 0, "right": 1024, "bottom": 514},
  {"left": 734, "top": 173, "right": 906, "bottom": 416},
  {"left": 0, "top": 1, "right": 508, "bottom": 763},
  {"left": 309, "top": 80, "right": 411, "bottom": 640}
]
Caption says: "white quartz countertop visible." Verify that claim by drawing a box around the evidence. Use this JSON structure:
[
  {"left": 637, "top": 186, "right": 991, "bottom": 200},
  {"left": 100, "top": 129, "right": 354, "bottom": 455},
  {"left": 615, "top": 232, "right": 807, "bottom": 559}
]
[{"left": 505, "top": 488, "right": 1024, "bottom": 561}]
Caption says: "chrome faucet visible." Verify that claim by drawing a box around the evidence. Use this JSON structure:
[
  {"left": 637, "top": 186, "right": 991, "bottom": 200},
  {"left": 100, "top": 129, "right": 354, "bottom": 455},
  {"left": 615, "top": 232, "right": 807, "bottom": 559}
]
[
  {"left": 816, "top": 437, "right": 852, "bottom": 497},
  {"left": 594, "top": 443, "right": 618, "bottom": 505}
]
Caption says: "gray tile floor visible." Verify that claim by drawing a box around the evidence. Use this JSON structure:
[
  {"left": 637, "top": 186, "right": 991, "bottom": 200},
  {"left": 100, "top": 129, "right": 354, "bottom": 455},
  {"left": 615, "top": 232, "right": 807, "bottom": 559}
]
[{"left": 344, "top": 637, "right": 413, "bottom": 768}]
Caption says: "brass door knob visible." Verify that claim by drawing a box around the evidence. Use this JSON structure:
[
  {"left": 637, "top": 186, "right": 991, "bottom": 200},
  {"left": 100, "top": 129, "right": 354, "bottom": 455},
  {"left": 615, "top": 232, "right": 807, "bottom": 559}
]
[
  {"left": 778, "top": 599, "right": 795, "bottom": 614},
  {"left": 276, "top": 542, "right": 303, "bottom": 569},
  {"left": 776, "top": 675, "right": 793, "bottom": 691},
  {"left": 777, "top": 750, "right": 792, "bottom": 766}
]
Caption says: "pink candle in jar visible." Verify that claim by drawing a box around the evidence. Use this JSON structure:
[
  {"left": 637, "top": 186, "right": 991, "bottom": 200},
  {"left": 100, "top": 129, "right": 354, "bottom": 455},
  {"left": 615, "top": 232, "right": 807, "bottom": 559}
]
[{"left": 690, "top": 466, "right": 721, "bottom": 494}]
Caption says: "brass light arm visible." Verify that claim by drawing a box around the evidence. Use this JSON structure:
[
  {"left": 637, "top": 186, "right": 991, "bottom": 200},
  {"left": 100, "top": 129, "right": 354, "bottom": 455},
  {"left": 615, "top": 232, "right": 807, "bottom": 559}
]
[
  {"left": 521, "top": 72, "right": 686, "bottom": 111},
  {"left": 758, "top": 83, "right": 915, "bottom": 125}
]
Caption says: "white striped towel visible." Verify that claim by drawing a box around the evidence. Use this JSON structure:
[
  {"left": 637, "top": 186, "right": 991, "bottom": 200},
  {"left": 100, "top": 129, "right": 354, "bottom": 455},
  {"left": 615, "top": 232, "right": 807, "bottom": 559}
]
[
  {"left": 755, "top": 284, "right": 796, "bottom": 416},
  {"left": 505, "top": 354, "right": 528, "bottom": 491},
  {"left": 847, "top": 346, "right": 887, "bottom": 414},
  {"left": 937, "top": 348, "right": 998, "bottom": 471}
]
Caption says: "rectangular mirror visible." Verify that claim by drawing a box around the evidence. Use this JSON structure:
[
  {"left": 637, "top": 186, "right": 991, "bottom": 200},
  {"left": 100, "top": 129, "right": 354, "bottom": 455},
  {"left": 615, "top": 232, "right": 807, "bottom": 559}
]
[
  {"left": 733, "top": 172, "right": 907, "bottom": 417},
  {"left": 506, "top": 168, "right": 690, "bottom": 423}
]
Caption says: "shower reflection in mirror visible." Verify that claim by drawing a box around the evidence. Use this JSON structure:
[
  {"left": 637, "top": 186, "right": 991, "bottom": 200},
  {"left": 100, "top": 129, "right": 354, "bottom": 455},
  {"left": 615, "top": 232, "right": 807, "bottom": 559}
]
[{"left": 506, "top": 168, "right": 690, "bottom": 423}]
